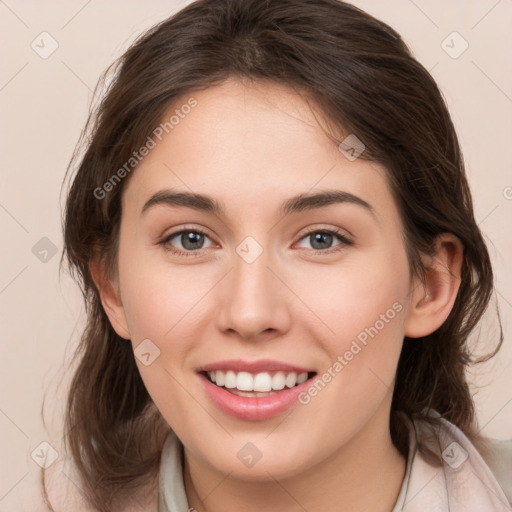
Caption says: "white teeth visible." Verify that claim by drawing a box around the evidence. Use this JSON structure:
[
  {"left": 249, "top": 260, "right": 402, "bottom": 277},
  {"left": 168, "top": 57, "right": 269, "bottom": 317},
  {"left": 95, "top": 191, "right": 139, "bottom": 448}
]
[
  {"left": 236, "top": 372, "right": 253, "bottom": 391},
  {"left": 224, "top": 370, "right": 237, "bottom": 389},
  {"left": 205, "top": 370, "right": 311, "bottom": 392},
  {"left": 272, "top": 372, "right": 286, "bottom": 390},
  {"left": 297, "top": 372, "right": 308, "bottom": 384},
  {"left": 285, "top": 373, "right": 297, "bottom": 388},
  {"left": 214, "top": 370, "right": 224, "bottom": 387},
  {"left": 253, "top": 372, "right": 272, "bottom": 392}
]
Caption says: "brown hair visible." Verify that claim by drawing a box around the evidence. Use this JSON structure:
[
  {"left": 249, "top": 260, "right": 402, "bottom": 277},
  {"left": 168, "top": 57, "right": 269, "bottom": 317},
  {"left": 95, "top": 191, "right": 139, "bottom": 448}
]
[{"left": 50, "top": 0, "right": 502, "bottom": 510}]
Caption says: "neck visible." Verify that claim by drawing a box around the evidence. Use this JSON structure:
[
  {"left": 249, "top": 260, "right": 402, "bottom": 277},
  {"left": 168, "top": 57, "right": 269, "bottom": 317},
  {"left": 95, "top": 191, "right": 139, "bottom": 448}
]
[{"left": 183, "top": 407, "right": 407, "bottom": 512}]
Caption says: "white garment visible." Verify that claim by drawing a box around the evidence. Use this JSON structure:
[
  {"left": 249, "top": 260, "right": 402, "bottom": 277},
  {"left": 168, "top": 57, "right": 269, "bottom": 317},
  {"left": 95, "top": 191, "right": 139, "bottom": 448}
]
[
  {"left": 158, "top": 413, "right": 512, "bottom": 512},
  {"left": 391, "top": 413, "right": 511, "bottom": 511}
]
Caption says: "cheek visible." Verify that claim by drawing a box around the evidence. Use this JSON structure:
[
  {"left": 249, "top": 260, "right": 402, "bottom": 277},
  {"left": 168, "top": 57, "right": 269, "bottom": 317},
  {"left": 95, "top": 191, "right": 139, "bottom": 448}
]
[
  {"left": 296, "top": 244, "right": 409, "bottom": 346},
  {"left": 296, "top": 247, "right": 409, "bottom": 430},
  {"left": 118, "top": 241, "right": 216, "bottom": 343},
  {"left": 117, "top": 249, "right": 216, "bottom": 426},
  {"left": 298, "top": 246, "right": 410, "bottom": 374}
]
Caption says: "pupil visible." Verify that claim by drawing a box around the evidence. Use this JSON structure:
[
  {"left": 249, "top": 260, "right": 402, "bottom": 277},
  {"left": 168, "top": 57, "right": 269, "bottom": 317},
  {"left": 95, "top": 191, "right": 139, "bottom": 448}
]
[
  {"left": 183, "top": 231, "right": 204, "bottom": 250},
  {"left": 311, "top": 232, "right": 332, "bottom": 250}
]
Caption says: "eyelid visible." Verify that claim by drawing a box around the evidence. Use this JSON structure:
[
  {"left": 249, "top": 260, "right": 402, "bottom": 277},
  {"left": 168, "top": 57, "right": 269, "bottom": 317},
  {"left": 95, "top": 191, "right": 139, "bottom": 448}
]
[
  {"left": 160, "top": 225, "right": 211, "bottom": 241},
  {"left": 298, "top": 225, "right": 352, "bottom": 241}
]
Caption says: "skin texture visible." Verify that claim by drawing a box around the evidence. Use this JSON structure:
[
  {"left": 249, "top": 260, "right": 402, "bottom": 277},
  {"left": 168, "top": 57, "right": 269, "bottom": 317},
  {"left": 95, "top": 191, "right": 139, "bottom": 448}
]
[{"left": 93, "top": 78, "right": 463, "bottom": 512}]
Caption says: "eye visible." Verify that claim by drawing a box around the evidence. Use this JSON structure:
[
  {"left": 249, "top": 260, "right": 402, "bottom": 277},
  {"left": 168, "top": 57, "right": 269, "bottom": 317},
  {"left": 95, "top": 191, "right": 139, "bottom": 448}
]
[
  {"left": 158, "top": 226, "right": 353, "bottom": 257},
  {"left": 295, "top": 228, "right": 353, "bottom": 254},
  {"left": 159, "top": 228, "right": 214, "bottom": 257}
]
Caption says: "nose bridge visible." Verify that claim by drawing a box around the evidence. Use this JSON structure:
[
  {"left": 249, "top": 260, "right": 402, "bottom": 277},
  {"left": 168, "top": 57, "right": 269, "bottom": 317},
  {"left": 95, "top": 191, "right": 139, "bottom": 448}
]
[{"left": 215, "top": 237, "right": 290, "bottom": 339}]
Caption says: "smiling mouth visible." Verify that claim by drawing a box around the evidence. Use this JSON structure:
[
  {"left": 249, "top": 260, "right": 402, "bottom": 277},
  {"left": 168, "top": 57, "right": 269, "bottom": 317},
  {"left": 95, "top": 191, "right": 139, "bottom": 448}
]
[{"left": 201, "top": 370, "right": 317, "bottom": 397}]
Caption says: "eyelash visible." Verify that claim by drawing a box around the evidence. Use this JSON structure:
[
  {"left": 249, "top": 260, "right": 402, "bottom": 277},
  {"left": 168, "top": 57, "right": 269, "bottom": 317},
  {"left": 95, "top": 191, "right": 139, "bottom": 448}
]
[{"left": 158, "top": 227, "right": 354, "bottom": 258}]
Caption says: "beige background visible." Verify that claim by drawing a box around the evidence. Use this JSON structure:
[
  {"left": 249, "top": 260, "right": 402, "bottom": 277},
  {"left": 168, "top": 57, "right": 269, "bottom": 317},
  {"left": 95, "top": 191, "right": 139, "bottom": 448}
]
[{"left": 1, "top": 0, "right": 511, "bottom": 510}]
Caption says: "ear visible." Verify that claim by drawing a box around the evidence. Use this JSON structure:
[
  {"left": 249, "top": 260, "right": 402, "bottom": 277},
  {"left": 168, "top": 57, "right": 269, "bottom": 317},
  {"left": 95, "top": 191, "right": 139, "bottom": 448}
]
[
  {"left": 90, "top": 257, "right": 131, "bottom": 340},
  {"left": 404, "top": 233, "right": 463, "bottom": 338}
]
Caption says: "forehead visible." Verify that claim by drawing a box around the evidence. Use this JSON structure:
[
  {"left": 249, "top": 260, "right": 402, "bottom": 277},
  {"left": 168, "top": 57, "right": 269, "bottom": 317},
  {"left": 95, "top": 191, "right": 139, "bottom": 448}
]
[{"left": 122, "top": 78, "right": 395, "bottom": 223}]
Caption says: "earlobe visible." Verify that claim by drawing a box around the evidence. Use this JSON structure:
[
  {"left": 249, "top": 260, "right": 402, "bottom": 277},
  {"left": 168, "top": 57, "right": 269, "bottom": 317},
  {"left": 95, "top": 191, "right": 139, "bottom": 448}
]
[
  {"left": 90, "top": 258, "right": 131, "bottom": 340},
  {"left": 404, "top": 234, "right": 463, "bottom": 338}
]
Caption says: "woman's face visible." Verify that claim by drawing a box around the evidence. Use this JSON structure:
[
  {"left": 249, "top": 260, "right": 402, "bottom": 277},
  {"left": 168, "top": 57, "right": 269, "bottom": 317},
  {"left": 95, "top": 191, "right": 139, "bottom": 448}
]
[{"left": 113, "top": 78, "right": 418, "bottom": 479}]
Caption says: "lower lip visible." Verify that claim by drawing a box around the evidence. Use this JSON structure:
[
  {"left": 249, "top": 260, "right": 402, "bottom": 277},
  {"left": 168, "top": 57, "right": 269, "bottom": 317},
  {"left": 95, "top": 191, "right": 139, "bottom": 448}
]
[{"left": 199, "top": 372, "right": 314, "bottom": 421}]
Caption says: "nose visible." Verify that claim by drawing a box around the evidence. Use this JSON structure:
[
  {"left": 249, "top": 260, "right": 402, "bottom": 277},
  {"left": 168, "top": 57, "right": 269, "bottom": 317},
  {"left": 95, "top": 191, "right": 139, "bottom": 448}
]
[{"left": 214, "top": 244, "right": 292, "bottom": 342}]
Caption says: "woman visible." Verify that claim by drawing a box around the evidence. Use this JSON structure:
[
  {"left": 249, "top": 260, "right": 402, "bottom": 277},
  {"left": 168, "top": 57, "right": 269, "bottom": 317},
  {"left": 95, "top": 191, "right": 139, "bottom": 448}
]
[{"left": 50, "top": 0, "right": 511, "bottom": 510}]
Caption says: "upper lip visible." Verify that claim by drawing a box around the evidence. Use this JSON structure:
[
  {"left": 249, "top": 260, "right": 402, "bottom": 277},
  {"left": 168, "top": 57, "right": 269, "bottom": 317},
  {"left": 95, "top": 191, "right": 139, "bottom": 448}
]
[{"left": 197, "top": 359, "right": 314, "bottom": 374}]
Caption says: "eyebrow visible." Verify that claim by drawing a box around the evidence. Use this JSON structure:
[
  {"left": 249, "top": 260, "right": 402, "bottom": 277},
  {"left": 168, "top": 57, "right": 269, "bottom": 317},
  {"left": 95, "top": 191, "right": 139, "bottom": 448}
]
[{"left": 140, "top": 189, "right": 375, "bottom": 218}]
